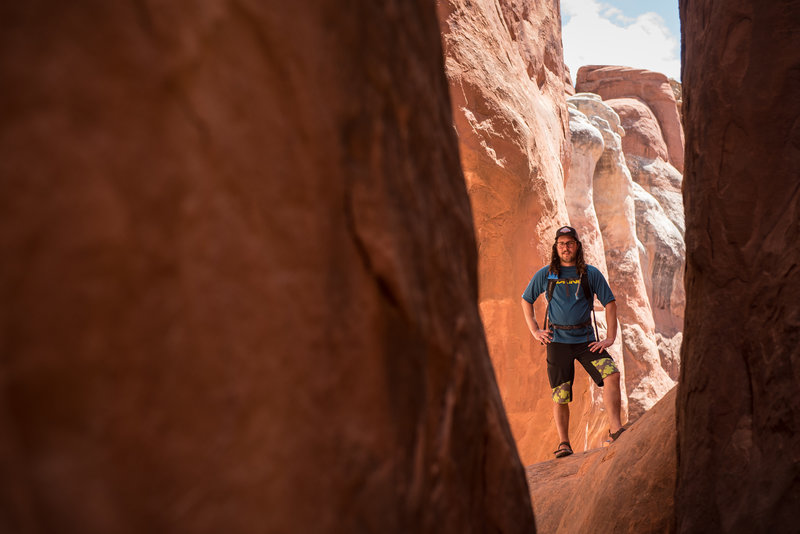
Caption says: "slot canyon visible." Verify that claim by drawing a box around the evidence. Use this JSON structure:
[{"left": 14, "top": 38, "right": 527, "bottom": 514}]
[{"left": 1, "top": 0, "right": 797, "bottom": 532}]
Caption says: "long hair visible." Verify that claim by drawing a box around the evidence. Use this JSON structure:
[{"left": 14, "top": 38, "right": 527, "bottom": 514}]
[{"left": 548, "top": 240, "right": 587, "bottom": 277}]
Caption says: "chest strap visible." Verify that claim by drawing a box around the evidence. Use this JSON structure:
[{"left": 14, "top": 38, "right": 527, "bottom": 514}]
[{"left": 550, "top": 320, "right": 592, "bottom": 330}]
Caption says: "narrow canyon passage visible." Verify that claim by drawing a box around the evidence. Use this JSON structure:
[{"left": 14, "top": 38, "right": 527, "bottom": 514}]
[{"left": 1, "top": 1, "right": 798, "bottom": 533}]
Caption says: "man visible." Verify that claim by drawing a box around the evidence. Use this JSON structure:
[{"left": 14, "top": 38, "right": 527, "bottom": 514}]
[{"left": 521, "top": 226, "right": 625, "bottom": 458}]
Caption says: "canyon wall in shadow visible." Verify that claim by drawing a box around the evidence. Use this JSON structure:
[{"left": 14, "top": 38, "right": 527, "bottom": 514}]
[
  {"left": 677, "top": 0, "right": 800, "bottom": 530},
  {"left": 0, "top": 2, "right": 534, "bottom": 532}
]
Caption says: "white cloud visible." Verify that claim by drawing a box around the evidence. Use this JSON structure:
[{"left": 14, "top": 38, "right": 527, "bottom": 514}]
[
  {"left": 602, "top": 6, "right": 633, "bottom": 25},
  {"left": 561, "top": 0, "right": 680, "bottom": 81}
]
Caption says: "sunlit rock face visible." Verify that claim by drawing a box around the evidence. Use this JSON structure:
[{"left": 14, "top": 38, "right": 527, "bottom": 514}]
[
  {"left": 438, "top": 0, "right": 597, "bottom": 464},
  {"left": 606, "top": 97, "right": 669, "bottom": 162},
  {"left": 0, "top": 3, "right": 535, "bottom": 532},
  {"left": 527, "top": 387, "right": 677, "bottom": 533},
  {"left": 607, "top": 95, "right": 686, "bottom": 381},
  {"left": 568, "top": 94, "right": 674, "bottom": 419},
  {"left": 567, "top": 81, "right": 686, "bottom": 385},
  {"left": 576, "top": 66, "right": 684, "bottom": 173},
  {"left": 438, "top": 6, "right": 687, "bottom": 460},
  {"left": 677, "top": 0, "right": 800, "bottom": 531}
]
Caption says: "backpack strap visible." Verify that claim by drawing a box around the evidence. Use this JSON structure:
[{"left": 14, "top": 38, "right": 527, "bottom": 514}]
[
  {"left": 580, "top": 271, "right": 600, "bottom": 341},
  {"left": 545, "top": 271, "right": 601, "bottom": 341},
  {"left": 544, "top": 277, "right": 557, "bottom": 331}
]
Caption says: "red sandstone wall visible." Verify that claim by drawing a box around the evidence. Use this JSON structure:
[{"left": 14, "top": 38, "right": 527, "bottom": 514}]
[
  {"left": 528, "top": 387, "right": 677, "bottom": 533},
  {"left": 677, "top": 0, "right": 800, "bottom": 530},
  {"left": 0, "top": 2, "right": 534, "bottom": 532}
]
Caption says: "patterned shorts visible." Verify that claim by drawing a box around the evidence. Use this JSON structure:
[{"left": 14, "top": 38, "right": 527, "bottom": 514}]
[{"left": 546, "top": 342, "right": 619, "bottom": 404}]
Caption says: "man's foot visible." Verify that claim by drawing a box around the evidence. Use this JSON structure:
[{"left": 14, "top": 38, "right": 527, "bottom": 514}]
[
  {"left": 553, "top": 441, "right": 573, "bottom": 458},
  {"left": 609, "top": 426, "right": 627, "bottom": 441}
]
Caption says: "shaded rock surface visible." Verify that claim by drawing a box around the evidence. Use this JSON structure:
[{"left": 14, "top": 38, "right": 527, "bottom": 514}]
[
  {"left": 575, "top": 66, "right": 684, "bottom": 173},
  {"left": 527, "top": 387, "right": 677, "bottom": 534},
  {"left": 0, "top": 2, "right": 535, "bottom": 532},
  {"left": 677, "top": 0, "right": 800, "bottom": 531}
]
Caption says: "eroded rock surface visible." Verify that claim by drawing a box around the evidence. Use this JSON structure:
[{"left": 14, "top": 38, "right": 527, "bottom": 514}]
[
  {"left": 677, "top": 0, "right": 800, "bottom": 530},
  {"left": 527, "top": 387, "right": 677, "bottom": 534},
  {"left": 576, "top": 66, "right": 684, "bottom": 173},
  {"left": 564, "top": 103, "right": 629, "bottom": 425},
  {"left": 0, "top": 3, "right": 534, "bottom": 532},
  {"left": 570, "top": 86, "right": 686, "bottom": 383},
  {"left": 607, "top": 97, "right": 669, "bottom": 163},
  {"left": 568, "top": 94, "right": 674, "bottom": 418}
]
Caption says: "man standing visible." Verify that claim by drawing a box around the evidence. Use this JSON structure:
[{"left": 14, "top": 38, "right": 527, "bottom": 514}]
[{"left": 521, "top": 226, "right": 625, "bottom": 458}]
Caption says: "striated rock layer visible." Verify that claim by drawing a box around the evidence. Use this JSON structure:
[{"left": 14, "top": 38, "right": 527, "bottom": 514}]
[
  {"left": 527, "top": 387, "right": 677, "bottom": 534},
  {"left": 677, "top": 0, "right": 800, "bottom": 531},
  {"left": 0, "top": 2, "right": 535, "bottom": 532},
  {"left": 438, "top": 0, "right": 591, "bottom": 463}
]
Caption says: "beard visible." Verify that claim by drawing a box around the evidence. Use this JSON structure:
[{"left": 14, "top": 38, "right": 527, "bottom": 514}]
[{"left": 559, "top": 250, "right": 576, "bottom": 264}]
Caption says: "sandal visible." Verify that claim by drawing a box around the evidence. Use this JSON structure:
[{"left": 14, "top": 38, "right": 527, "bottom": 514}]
[
  {"left": 553, "top": 441, "right": 573, "bottom": 458},
  {"left": 608, "top": 426, "right": 627, "bottom": 441}
]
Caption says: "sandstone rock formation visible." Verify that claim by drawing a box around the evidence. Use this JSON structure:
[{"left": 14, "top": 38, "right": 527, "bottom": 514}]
[
  {"left": 677, "top": 0, "right": 800, "bottom": 530},
  {"left": 631, "top": 181, "right": 684, "bottom": 380},
  {"left": 576, "top": 66, "right": 684, "bottom": 173},
  {"left": 564, "top": 104, "right": 606, "bottom": 268},
  {"left": 0, "top": 2, "right": 535, "bottom": 532},
  {"left": 440, "top": 5, "right": 685, "bottom": 462},
  {"left": 606, "top": 97, "right": 669, "bottom": 162},
  {"left": 668, "top": 78, "right": 682, "bottom": 116},
  {"left": 438, "top": 0, "right": 594, "bottom": 464},
  {"left": 568, "top": 94, "right": 674, "bottom": 418},
  {"left": 608, "top": 95, "right": 686, "bottom": 381},
  {"left": 527, "top": 387, "right": 677, "bottom": 533}
]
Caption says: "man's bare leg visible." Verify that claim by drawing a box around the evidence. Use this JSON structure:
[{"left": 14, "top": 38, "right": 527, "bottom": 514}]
[
  {"left": 553, "top": 402, "right": 570, "bottom": 443},
  {"left": 603, "top": 372, "right": 623, "bottom": 434}
]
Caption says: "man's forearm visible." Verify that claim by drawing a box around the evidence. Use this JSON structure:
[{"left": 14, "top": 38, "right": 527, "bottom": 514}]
[
  {"left": 521, "top": 299, "right": 540, "bottom": 335},
  {"left": 605, "top": 300, "right": 618, "bottom": 340}
]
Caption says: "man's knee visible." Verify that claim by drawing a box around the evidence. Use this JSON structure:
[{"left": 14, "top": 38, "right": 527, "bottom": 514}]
[
  {"left": 591, "top": 357, "right": 620, "bottom": 381},
  {"left": 552, "top": 381, "right": 572, "bottom": 404}
]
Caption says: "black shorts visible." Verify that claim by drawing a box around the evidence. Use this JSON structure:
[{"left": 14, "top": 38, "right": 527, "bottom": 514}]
[{"left": 546, "top": 341, "right": 619, "bottom": 404}]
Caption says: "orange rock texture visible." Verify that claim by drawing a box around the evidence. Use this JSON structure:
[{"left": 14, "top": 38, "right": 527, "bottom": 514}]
[
  {"left": 438, "top": 3, "right": 686, "bottom": 462},
  {"left": 0, "top": 2, "right": 535, "bottom": 532},
  {"left": 438, "top": 0, "right": 590, "bottom": 464},
  {"left": 677, "top": 0, "right": 800, "bottom": 531},
  {"left": 527, "top": 387, "right": 677, "bottom": 534}
]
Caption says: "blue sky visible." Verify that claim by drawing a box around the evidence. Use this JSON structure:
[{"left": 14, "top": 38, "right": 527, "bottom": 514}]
[{"left": 561, "top": 0, "right": 681, "bottom": 81}]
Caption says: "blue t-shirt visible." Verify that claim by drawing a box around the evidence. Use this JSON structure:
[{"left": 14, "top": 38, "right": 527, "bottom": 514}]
[{"left": 522, "top": 264, "right": 615, "bottom": 343}]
